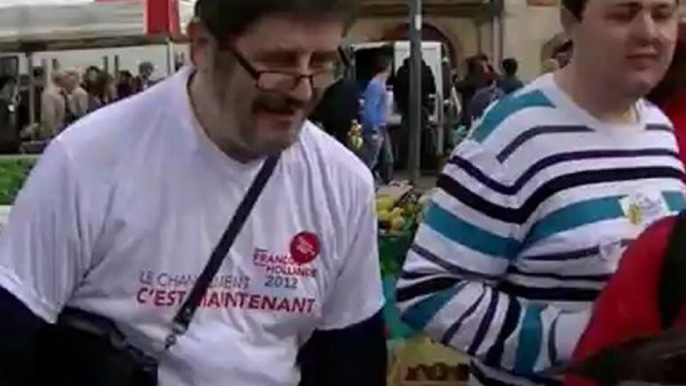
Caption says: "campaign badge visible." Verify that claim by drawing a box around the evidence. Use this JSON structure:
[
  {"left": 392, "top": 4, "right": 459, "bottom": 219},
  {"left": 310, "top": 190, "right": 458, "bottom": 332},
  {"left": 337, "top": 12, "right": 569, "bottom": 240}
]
[
  {"left": 620, "top": 191, "right": 669, "bottom": 229},
  {"left": 290, "top": 232, "right": 320, "bottom": 265}
]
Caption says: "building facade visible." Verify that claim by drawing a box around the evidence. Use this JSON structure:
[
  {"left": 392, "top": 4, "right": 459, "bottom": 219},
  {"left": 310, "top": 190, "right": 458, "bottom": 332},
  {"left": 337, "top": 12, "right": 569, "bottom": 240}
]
[
  {"left": 350, "top": 0, "right": 686, "bottom": 82},
  {"left": 347, "top": 0, "right": 501, "bottom": 75}
]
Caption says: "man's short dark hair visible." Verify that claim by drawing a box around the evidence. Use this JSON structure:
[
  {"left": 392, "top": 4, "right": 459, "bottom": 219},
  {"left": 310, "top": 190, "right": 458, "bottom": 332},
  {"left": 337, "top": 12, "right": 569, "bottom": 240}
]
[
  {"left": 475, "top": 53, "right": 489, "bottom": 63},
  {"left": 372, "top": 55, "right": 392, "bottom": 76},
  {"left": 561, "top": 0, "right": 587, "bottom": 19},
  {"left": 194, "top": 0, "right": 359, "bottom": 40},
  {"left": 501, "top": 58, "right": 518, "bottom": 76}
]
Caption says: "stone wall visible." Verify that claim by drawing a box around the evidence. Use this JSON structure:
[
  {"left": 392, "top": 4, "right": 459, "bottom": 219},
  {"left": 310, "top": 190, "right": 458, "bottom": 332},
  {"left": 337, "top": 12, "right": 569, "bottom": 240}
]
[
  {"left": 346, "top": 1, "right": 562, "bottom": 79},
  {"left": 502, "top": 0, "right": 562, "bottom": 81},
  {"left": 348, "top": 1, "right": 685, "bottom": 83}
]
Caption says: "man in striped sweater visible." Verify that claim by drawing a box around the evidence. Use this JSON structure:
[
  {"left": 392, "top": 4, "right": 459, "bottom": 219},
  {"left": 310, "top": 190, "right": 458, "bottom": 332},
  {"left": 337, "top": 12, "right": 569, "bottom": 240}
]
[{"left": 397, "top": 0, "right": 685, "bottom": 385}]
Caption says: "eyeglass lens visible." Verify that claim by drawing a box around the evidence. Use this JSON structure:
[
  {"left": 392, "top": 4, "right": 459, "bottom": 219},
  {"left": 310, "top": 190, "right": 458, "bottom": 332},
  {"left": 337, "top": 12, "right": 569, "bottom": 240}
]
[{"left": 257, "top": 72, "right": 335, "bottom": 92}]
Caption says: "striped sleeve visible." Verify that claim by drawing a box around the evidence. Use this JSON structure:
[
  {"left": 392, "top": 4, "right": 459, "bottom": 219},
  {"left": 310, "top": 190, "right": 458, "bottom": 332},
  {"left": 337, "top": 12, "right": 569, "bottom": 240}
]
[{"left": 397, "top": 139, "right": 590, "bottom": 375}]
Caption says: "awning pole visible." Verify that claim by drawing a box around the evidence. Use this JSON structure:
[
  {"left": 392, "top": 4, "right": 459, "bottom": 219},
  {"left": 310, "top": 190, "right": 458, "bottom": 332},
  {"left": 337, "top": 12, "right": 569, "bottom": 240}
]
[
  {"left": 27, "top": 53, "right": 35, "bottom": 126},
  {"left": 165, "top": 38, "right": 173, "bottom": 76},
  {"left": 408, "top": 0, "right": 423, "bottom": 184}
]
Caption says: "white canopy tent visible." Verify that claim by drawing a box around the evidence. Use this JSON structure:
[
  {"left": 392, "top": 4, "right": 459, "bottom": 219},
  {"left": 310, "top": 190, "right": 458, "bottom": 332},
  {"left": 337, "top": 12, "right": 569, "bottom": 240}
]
[{"left": 0, "top": 0, "right": 194, "bottom": 52}]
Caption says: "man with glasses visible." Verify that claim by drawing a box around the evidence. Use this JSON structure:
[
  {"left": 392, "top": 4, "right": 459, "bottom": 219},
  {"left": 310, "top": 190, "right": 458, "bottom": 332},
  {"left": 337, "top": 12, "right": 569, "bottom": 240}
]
[{"left": 0, "top": 1, "right": 386, "bottom": 385}]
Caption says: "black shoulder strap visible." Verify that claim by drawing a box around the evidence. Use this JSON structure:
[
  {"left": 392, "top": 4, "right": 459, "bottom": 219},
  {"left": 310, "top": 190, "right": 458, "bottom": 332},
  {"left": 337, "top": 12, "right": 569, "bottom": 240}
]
[
  {"left": 165, "top": 154, "right": 280, "bottom": 349},
  {"left": 659, "top": 210, "right": 686, "bottom": 329}
]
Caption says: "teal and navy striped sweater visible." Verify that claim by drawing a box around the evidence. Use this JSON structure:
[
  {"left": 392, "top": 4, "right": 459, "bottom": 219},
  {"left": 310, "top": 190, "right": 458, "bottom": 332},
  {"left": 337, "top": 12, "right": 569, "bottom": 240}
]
[{"left": 397, "top": 74, "right": 686, "bottom": 386}]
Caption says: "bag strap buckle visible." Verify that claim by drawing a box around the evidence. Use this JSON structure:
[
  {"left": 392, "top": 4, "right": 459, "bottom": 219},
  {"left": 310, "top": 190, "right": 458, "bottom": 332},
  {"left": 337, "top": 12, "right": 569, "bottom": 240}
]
[{"left": 164, "top": 321, "right": 188, "bottom": 351}]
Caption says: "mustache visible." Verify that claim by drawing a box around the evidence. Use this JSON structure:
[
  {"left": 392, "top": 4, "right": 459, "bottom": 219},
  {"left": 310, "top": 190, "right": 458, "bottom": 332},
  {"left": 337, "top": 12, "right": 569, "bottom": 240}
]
[{"left": 252, "top": 93, "right": 307, "bottom": 114}]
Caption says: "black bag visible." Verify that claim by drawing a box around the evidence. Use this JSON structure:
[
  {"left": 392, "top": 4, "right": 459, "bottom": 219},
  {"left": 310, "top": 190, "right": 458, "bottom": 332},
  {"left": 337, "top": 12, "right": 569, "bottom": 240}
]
[{"left": 36, "top": 154, "right": 281, "bottom": 386}]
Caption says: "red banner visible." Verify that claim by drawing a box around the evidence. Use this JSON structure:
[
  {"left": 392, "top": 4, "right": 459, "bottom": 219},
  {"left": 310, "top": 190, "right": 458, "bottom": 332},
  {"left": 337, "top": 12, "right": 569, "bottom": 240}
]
[{"left": 95, "top": 0, "right": 180, "bottom": 35}]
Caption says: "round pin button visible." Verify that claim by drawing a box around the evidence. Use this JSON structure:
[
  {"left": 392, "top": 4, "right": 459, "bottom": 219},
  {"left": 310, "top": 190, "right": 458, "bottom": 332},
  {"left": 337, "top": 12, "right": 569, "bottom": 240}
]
[{"left": 290, "top": 232, "right": 320, "bottom": 265}]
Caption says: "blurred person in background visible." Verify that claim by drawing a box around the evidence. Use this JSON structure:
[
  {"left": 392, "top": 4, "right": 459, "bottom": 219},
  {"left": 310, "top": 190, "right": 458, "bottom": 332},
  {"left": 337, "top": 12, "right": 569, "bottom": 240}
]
[
  {"left": 0, "top": 75, "right": 19, "bottom": 112},
  {"left": 362, "top": 54, "right": 394, "bottom": 183},
  {"left": 309, "top": 49, "right": 360, "bottom": 145},
  {"left": 455, "top": 55, "right": 490, "bottom": 126},
  {"left": 63, "top": 69, "right": 89, "bottom": 121},
  {"left": 465, "top": 68, "right": 504, "bottom": 125},
  {"left": 394, "top": 56, "right": 437, "bottom": 126},
  {"left": 87, "top": 72, "right": 117, "bottom": 113},
  {"left": 17, "top": 69, "right": 44, "bottom": 135},
  {"left": 648, "top": 24, "right": 686, "bottom": 164},
  {"left": 394, "top": 55, "right": 437, "bottom": 169},
  {"left": 474, "top": 53, "right": 495, "bottom": 78},
  {"left": 499, "top": 57, "right": 524, "bottom": 95},
  {"left": 83, "top": 66, "right": 101, "bottom": 91},
  {"left": 116, "top": 70, "right": 136, "bottom": 100},
  {"left": 135, "top": 61, "right": 156, "bottom": 91},
  {"left": 40, "top": 71, "right": 67, "bottom": 138},
  {"left": 0, "top": 76, "right": 20, "bottom": 153}
]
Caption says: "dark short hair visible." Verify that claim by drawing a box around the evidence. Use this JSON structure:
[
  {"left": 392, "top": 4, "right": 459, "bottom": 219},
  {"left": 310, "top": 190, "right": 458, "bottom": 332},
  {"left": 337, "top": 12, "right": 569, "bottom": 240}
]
[
  {"left": 33, "top": 67, "right": 45, "bottom": 79},
  {"left": 194, "top": 0, "right": 359, "bottom": 40},
  {"left": 372, "top": 55, "right": 392, "bottom": 76},
  {"left": 475, "top": 53, "right": 489, "bottom": 63},
  {"left": 501, "top": 58, "right": 518, "bottom": 76},
  {"left": 118, "top": 70, "right": 133, "bottom": 80},
  {"left": 561, "top": 0, "right": 587, "bottom": 19},
  {"left": 466, "top": 55, "right": 487, "bottom": 76},
  {"left": 92, "top": 71, "right": 114, "bottom": 100}
]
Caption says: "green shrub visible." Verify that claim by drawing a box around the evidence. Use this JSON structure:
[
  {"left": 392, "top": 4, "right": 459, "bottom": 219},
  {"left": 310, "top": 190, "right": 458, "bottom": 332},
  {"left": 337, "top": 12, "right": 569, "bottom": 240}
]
[{"left": 0, "top": 157, "right": 37, "bottom": 205}]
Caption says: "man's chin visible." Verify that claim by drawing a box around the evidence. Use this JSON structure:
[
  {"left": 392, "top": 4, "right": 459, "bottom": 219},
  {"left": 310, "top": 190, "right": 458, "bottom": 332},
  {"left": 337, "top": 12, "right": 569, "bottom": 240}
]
[
  {"left": 625, "top": 83, "right": 656, "bottom": 100},
  {"left": 624, "top": 73, "right": 663, "bottom": 97},
  {"left": 260, "top": 126, "right": 303, "bottom": 154}
]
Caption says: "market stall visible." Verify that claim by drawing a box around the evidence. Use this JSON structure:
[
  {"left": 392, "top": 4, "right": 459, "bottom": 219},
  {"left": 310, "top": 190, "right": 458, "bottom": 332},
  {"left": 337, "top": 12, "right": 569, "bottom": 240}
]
[{"left": 376, "top": 181, "right": 470, "bottom": 385}]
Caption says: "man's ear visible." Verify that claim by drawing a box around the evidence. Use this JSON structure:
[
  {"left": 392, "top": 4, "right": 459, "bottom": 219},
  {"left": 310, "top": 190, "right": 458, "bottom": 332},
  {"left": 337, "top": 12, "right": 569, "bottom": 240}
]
[{"left": 187, "top": 18, "right": 212, "bottom": 68}]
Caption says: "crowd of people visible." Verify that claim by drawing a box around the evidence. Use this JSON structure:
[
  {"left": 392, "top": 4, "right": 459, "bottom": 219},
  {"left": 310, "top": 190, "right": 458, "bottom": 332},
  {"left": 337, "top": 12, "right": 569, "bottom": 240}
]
[
  {"left": 312, "top": 48, "right": 528, "bottom": 185},
  {"left": 0, "top": 62, "right": 160, "bottom": 152}
]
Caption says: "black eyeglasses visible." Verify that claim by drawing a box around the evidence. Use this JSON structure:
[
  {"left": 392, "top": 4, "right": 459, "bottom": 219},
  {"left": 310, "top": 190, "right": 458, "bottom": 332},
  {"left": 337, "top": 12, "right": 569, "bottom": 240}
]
[{"left": 226, "top": 45, "right": 340, "bottom": 93}]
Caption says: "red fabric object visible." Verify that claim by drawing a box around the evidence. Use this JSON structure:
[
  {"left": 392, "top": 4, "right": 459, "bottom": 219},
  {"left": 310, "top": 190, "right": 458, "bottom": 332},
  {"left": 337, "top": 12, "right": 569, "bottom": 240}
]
[
  {"left": 96, "top": 0, "right": 180, "bottom": 35},
  {"left": 565, "top": 217, "right": 686, "bottom": 386},
  {"left": 146, "top": 0, "right": 180, "bottom": 35},
  {"left": 664, "top": 89, "right": 686, "bottom": 167}
]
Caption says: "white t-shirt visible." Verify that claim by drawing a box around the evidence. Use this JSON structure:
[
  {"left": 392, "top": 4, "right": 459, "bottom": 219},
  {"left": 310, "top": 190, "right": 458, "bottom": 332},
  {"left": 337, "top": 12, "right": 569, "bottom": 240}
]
[{"left": 0, "top": 68, "right": 384, "bottom": 386}]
